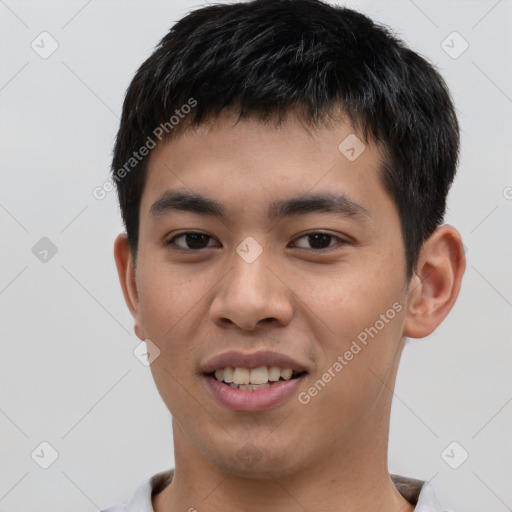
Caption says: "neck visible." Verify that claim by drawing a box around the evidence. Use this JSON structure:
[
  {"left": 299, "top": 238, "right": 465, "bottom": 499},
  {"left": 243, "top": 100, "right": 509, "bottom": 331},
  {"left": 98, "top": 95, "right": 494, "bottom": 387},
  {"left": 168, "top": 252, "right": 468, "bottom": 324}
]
[{"left": 153, "top": 415, "right": 413, "bottom": 512}]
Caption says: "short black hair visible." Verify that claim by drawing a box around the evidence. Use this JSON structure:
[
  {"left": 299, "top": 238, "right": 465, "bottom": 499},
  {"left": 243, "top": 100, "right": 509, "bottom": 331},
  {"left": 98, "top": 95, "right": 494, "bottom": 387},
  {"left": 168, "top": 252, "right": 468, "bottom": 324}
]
[{"left": 112, "top": 0, "right": 459, "bottom": 278}]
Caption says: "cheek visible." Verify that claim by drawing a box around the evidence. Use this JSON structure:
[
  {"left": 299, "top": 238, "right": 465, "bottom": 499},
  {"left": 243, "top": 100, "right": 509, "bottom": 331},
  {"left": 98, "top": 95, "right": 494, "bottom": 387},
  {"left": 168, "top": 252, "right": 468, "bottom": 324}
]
[
  {"left": 136, "top": 266, "right": 208, "bottom": 397},
  {"left": 299, "top": 315, "right": 407, "bottom": 446},
  {"left": 139, "top": 269, "right": 207, "bottom": 416},
  {"left": 294, "top": 260, "right": 405, "bottom": 347},
  {"left": 295, "top": 260, "right": 407, "bottom": 409},
  {"left": 138, "top": 262, "right": 204, "bottom": 338}
]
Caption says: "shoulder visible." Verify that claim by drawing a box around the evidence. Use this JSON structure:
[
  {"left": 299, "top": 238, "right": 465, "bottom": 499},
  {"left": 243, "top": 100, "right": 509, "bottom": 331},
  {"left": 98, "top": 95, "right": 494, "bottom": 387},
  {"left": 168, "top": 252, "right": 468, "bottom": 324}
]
[
  {"left": 100, "top": 469, "right": 174, "bottom": 512},
  {"left": 391, "top": 473, "right": 450, "bottom": 512}
]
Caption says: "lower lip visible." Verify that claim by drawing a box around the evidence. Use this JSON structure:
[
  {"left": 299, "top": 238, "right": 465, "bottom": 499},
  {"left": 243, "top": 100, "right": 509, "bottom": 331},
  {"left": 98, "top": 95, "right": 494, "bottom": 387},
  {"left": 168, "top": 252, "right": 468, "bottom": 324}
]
[{"left": 204, "top": 374, "right": 306, "bottom": 412}]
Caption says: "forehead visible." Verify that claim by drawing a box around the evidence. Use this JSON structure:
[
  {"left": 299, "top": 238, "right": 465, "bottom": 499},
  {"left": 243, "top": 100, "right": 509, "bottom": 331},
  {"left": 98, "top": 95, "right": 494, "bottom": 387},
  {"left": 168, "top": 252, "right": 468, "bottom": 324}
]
[{"left": 140, "top": 111, "right": 392, "bottom": 224}]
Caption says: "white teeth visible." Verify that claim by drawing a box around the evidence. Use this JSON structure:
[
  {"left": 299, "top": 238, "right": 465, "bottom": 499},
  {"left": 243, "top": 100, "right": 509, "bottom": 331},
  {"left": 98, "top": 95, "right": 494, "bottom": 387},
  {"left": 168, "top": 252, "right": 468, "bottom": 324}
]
[
  {"left": 212, "top": 365, "right": 300, "bottom": 385},
  {"left": 249, "top": 366, "right": 268, "bottom": 385},
  {"left": 233, "top": 367, "right": 250, "bottom": 385},
  {"left": 228, "top": 383, "right": 271, "bottom": 390},
  {"left": 280, "top": 368, "right": 293, "bottom": 380},
  {"left": 223, "top": 367, "right": 234, "bottom": 383},
  {"left": 268, "top": 366, "right": 281, "bottom": 381},
  {"left": 239, "top": 383, "right": 271, "bottom": 390}
]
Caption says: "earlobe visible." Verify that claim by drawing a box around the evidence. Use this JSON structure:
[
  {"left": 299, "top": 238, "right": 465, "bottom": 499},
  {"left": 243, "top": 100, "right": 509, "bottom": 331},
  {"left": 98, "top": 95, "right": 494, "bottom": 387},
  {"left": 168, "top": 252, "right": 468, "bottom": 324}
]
[
  {"left": 403, "top": 225, "right": 466, "bottom": 339},
  {"left": 113, "top": 233, "right": 146, "bottom": 340}
]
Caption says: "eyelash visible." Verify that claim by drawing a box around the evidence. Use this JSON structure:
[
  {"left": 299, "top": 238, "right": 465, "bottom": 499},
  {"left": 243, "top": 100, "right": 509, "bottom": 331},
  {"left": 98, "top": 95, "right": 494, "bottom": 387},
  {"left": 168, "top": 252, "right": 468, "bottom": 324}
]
[{"left": 166, "top": 231, "right": 348, "bottom": 252}]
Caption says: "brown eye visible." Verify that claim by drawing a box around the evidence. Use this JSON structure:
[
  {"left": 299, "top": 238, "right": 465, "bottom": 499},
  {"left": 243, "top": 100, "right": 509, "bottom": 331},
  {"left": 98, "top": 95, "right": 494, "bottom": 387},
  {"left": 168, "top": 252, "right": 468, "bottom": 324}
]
[
  {"left": 168, "top": 232, "right": 216, "bottom": 250},
  {"left": 307, "top": 233, "right": 333, "bottom": 249},
  {"left": 292, "top": 232, "right": 342, "bottom": 250}
]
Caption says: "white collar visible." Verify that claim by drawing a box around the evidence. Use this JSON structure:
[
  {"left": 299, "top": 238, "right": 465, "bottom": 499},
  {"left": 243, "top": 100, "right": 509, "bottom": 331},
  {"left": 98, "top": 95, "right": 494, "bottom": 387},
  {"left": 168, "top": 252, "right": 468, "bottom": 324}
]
[{"left": 105, "top": 470, "right": 445, "bottom": 512}]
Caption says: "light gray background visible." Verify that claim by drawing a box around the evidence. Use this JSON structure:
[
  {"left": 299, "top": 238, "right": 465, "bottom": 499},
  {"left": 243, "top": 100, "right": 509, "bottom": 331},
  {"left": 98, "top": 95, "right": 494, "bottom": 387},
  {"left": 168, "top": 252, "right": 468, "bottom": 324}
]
[{"left": 1, "top": 0, "right": 511, "bottom": 511}]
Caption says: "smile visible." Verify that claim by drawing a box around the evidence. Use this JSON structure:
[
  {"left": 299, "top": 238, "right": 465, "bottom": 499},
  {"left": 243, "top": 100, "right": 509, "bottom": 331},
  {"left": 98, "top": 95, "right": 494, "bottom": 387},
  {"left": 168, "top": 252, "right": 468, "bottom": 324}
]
[
  {"left": 201, "top": 351, "right": 309, "bottom": 412},
  {"left": 210, "top": 366, "right": 306, "bottom": 390}
]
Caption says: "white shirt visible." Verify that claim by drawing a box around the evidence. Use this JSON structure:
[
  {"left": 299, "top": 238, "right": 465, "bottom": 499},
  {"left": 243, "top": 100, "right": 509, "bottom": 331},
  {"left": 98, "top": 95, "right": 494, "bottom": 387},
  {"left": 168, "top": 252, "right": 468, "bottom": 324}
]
[{"left": 101, "top": 470, "right": 450, "bottom": 512}]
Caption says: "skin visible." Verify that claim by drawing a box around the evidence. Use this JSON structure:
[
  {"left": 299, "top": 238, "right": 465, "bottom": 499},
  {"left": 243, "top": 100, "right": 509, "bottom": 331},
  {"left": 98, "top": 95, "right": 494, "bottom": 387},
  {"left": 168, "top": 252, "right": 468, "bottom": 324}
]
[{"left": 114, "top": 110, "right": 465, "bottom": 512}]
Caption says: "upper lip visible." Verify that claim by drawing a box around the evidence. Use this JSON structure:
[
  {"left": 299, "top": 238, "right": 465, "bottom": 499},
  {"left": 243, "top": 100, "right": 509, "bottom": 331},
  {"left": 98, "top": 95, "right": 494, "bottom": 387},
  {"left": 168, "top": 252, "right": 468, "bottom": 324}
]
[{"left": 201, "top": 350, "right": 308, "bottom": 374}]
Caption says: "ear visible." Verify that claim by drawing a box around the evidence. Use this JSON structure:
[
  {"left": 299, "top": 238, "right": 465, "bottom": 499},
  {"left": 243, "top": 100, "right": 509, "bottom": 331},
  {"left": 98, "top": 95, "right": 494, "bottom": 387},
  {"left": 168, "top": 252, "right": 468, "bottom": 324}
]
[
  {"left": 113, "top": 233, "right": 146, "bottom": 341},
  {"left": 403, "top": 225, "right": 466, "bottom": 339}
]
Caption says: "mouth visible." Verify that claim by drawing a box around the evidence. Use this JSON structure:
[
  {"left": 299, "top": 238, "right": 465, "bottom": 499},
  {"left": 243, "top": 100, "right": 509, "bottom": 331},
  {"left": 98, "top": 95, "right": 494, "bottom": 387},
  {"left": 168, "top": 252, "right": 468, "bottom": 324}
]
[
  {"left": 201, "top": 351, "right": 309, "bottom": 412},
  {"left": 207, "top": 366, "right": 307, "bottom": 390}
]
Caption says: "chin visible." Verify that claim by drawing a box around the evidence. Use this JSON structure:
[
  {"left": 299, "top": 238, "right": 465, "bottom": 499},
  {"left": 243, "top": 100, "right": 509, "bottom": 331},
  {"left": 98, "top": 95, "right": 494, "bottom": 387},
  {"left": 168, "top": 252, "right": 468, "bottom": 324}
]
[{"left": 207, "top": 441, "right": 306, "bottom": 480}]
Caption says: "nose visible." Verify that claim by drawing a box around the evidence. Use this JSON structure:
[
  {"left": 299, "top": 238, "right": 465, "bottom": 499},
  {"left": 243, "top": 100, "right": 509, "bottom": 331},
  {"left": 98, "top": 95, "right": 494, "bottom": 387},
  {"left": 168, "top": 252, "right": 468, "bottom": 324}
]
[{"left": 209, "top": 252, "right": 294, "bottom": 331}]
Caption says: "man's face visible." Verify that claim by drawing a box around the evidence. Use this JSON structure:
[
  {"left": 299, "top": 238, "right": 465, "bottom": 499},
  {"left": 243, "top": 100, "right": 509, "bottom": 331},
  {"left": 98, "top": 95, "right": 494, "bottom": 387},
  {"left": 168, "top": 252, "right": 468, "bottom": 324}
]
[{"left": 131, "top": 111, "right": 412, "bottom": 477}]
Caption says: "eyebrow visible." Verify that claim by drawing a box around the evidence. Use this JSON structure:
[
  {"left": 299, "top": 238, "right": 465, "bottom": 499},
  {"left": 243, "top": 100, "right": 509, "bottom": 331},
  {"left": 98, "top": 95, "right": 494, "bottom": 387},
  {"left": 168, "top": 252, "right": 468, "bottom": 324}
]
[{"left": 149, "top": 189, "right": 369, "bottom": 221}]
